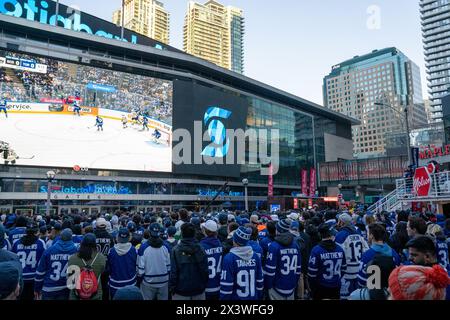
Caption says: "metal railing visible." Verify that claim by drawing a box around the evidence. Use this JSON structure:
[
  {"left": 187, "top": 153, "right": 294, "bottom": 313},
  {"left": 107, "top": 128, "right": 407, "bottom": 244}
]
[{"left": 367, "top": 189, "right": 402, "bottom": 214}]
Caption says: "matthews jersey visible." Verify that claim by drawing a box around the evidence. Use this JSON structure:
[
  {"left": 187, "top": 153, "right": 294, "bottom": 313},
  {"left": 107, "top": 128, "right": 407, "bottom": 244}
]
[
  {"left": 220, "top": 247, "right": 264, "bottom": 300},
  {"left": 335, "top": 226, "right": 369, "bottom": 279},
  {"left": 308, "top": 241, "right": 347, "bottom": 288},
  {"left": 264, "top": 235, "right": 301, "bottom": 297},
  {"left": 436, "top": 238, "right": 449, "bottom": 272},
  {"left": 34, "top": 240, "right": 78, "bottom": 294},
  {"left": 200, "top": 236, "right": 224, "bottom": 296},
  {"left": 12, "top": 238, "right": 46, "bottom": 281}
]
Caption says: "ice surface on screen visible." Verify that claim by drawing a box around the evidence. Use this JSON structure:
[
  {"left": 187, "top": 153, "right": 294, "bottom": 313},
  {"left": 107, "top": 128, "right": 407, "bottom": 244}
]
[{"left": 0, "top": 50, "right": 173, "bottom": 172}]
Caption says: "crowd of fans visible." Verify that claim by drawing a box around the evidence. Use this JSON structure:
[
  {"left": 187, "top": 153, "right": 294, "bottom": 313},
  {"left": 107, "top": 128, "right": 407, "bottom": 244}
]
[
  {"left": 0, "top": 205, "right": 449, "bottom": 301},
  {"left": 0, "top": 50, "right": 173, "bottom": 124}
]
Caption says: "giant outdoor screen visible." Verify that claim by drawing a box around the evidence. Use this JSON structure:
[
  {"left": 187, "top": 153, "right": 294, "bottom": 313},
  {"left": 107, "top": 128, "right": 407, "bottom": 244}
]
[{"left": 0, "top": 50, "right": 173, "bottom": 172}]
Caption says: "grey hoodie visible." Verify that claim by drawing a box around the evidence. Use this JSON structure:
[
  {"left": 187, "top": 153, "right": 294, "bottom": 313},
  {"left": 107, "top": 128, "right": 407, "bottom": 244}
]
[
  {"left": 230, "top": 246, "right": 254, "bottom": 261},
  {"left": 114, "top": 243, "right": 133, "bottom": 256}
]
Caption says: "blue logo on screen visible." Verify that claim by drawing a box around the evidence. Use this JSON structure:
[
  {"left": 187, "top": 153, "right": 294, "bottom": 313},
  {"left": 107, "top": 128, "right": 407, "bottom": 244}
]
[{"left": 201, "top": 106, "right": 232, "bottom": 158}]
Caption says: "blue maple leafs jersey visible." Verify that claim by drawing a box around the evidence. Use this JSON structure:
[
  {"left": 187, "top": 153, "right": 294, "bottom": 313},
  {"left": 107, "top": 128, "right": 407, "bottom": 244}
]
[
  {"left": 335, "top": 227, "right": 369, "bottom": 279},
  {"left": 34, "top": 240, "right": 78, "bottom": 294},
  {"left": 436, "top": 239, "right": 449, "bottom": 272},
  {"left": 220, "top": 247, "right": 263, "bottom": 300},
  {"left": 107, "top": 245, "right": 138, "bottom": 296},
  {"left": 200, "top": 236, "right": 224, "bottom": 295},
  {"left": 308, "top": 242, "right": 347, "bottom": 288},
  {"left": 9, "top": 227, "right": 27, "bottom": 245},
  {"left": 12, "top": 238, "right": 46, "bottom": 281}
]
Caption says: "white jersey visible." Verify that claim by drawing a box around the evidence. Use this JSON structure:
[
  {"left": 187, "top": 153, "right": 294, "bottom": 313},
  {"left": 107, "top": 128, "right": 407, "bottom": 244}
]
[{"left": 335, "top": 230, "right": 369, "bottom": 279}]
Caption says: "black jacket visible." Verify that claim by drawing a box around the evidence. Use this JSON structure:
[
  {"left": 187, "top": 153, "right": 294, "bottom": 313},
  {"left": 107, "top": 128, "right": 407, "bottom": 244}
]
[
  {"left": 94, "top": 229, "right": 115, "bottom": 256},
  {"left": 169, "top": 238, "right": 208, "bottom": 296}
]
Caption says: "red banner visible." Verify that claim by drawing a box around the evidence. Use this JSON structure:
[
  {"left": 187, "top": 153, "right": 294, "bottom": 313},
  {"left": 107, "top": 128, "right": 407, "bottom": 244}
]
[
  {"left": 268, "top": 164, "right": 273, "bottom": 197},
  {"left": 301, "top": 169, "right": 308, "bottom": 196},
  {"left": 310, "top": 167, "right": 316, "bottom": 197}
]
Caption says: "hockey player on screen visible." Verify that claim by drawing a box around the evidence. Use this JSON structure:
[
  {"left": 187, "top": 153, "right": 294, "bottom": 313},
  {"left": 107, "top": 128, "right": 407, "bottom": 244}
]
[
  {"left": 95, "top": 116, "right": 104, "bottom": 131},
  {"left": 0, "top": 96, "right": 8, "bottom": 118},
  {"left": 122, "top": 115, "right": 128, "bottom": 129},
  {"left": 73, "top": 100, "right": 81, "bottom": 116},
  {"left": 142, "top": 116, "right": 149, "bottom": 131}
]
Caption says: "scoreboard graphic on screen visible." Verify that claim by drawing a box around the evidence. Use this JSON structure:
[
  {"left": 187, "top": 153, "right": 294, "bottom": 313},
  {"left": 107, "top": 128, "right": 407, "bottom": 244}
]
[{"left": 0, "top": 56, "right": 48, "bottom": 74}]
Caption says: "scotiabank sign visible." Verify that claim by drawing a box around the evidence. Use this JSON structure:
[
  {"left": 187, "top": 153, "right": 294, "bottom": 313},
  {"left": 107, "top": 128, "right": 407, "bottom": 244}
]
[
  {"left": 413, "top": 167, "right": 431, "bottom": 197},
  {"left": 0, "top": 0, "right": 174, "bottom": 51},
  {"left": 420, "top": 145, "right": 450, "bottom": 160}
]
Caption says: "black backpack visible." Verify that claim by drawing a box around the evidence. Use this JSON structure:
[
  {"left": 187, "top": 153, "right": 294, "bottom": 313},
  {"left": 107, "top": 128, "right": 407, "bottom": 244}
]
[{"left": 365, "top": 252, "right": 396, "bottom": 300}]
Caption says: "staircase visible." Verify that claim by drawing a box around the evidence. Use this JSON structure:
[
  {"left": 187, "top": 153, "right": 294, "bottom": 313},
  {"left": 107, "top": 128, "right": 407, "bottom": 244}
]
[{"left": 367, "top": 189, "right": 403, "bottom": 214}]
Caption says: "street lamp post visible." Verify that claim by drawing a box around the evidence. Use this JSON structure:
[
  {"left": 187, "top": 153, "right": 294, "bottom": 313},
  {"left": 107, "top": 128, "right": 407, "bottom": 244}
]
[
  {"left": 242, "top": 178, "right": 249, "bottom": 212},
  {"left": 374, "top": 102, "right": 411, "bottom": 166},
  {"left": 45, "top": 170, "right": 56, "bottom": 217}
]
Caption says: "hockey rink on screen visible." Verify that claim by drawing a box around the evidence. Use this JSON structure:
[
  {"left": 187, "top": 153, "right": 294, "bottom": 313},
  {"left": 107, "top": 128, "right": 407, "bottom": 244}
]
[{"left": 0, "top": 113, "right": 172, "bottom": 172}]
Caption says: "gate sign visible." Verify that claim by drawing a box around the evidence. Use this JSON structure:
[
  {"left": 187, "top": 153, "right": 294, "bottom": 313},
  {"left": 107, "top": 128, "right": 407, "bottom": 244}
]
[{"left": 413, "top": 167, "right": 431, "bottom": 197}]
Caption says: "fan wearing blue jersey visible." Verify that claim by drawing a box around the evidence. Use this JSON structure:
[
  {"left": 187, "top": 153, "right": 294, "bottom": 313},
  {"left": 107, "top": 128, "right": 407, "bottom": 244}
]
[
  {"left": 138, "top": 223, "right": 170, "bottom": 300},
  {"left": 8, "top": 216, "right": 28, "bottom": 245},
  {"left": 107, "top": 228, "right": 137, "bottom": 299},
  {"left": 200, "top": 220, "right": 224, "bottom": 300},
  {"left": 95, "top": 116, "right": 104, "bottom": 131},
  {"left": 246, "top": 224, "right": 263, "bottom": 261},
  {"left": 357, "top": 223, "right": 401, "bottom": 289},
  {"left": 264, "top": 219, "right": 301, "bottom": 300},
  {"left": 335, "top": 213, "right": 369, "bottom": 299},
  {"left": 34, "top": 229, "right": 77, "bottom": 300},
  {"left": 308, "top": 224, "right": 347, "bottom": 300},
  {"left": 260, "top": 221, "right": 277, "bottom": 265},
  {"left": 0, "top": 97, "right": 7, "bottom": 118},
  {"left": 12, "top": 222, "right": 46, "bottom": 300},
  {"left": 220, "top": 226, "right": 264, "bottom": 300}
]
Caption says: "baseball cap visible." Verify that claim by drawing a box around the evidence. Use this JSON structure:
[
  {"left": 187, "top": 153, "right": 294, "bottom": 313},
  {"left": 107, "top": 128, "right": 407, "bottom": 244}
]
[
  {"left": 287, "top": 212, "right": 299, "bottom": 221},
  {"left": 117, "top": 228, "right": 130, "bottom": 243},
  {"left": 52, "top": 222, "right": 62, "bottom": 231},
  {"left": 148, "top": 223, "right": 161, "bottom": 238},
  {"left": 250, "top": 214, "right": 260, "bottom": 224},
  {"left": 227, "top": 214, "right": 235, "bottom": 222},
  {"left": 167, "top": 226, "right": 177, "bottom": 237},
  {"left": 270, "top": 214, "right": 279, "bottom": 222},
  {"left": 338, "top": 213, "right": 352, "bottom": 225},
  {"left": 201, "top": 220, "right": 218, "bottom": 232},
  {"left": 60, "top": 228, "right": 73, "bottom": 241},
  {"left": 81, "top": 233, "right": 96, "bottom": 247},
  {"left": 96, "top": 218, "right": 107, "bottom": 229}
]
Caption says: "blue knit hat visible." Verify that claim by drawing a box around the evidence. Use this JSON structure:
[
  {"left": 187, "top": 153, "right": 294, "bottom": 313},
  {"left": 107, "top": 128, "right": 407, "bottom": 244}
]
[
  {"left": 113, "top": 285, "right": 144, "bottom": 300},
  {"left": 233, "top": 226, "right": 252, "bottom": 246},
  {"left": 276, "top": 219, "right": 291, "bottom": 233}
]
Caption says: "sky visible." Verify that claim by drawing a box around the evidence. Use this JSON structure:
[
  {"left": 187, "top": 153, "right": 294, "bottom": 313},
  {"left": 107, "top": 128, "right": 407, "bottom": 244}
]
[{"left": 59, "top": 0, "right": 427, "bottom": 106}]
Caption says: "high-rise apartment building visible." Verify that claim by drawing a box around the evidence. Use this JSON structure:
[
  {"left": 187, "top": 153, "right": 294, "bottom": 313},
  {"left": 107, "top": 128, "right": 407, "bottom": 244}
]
[
  {"left": 323, "top": 48, "right": 428, "bottom": 158},
  {"left": 183, "top": 0, "right": 244, "bottom": 74},
  {"left": 420, "top": 0, "right": 450, "bottom": 123},
  {"left": 113, "top": 0, "right": 170, "bottom": 45}
]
